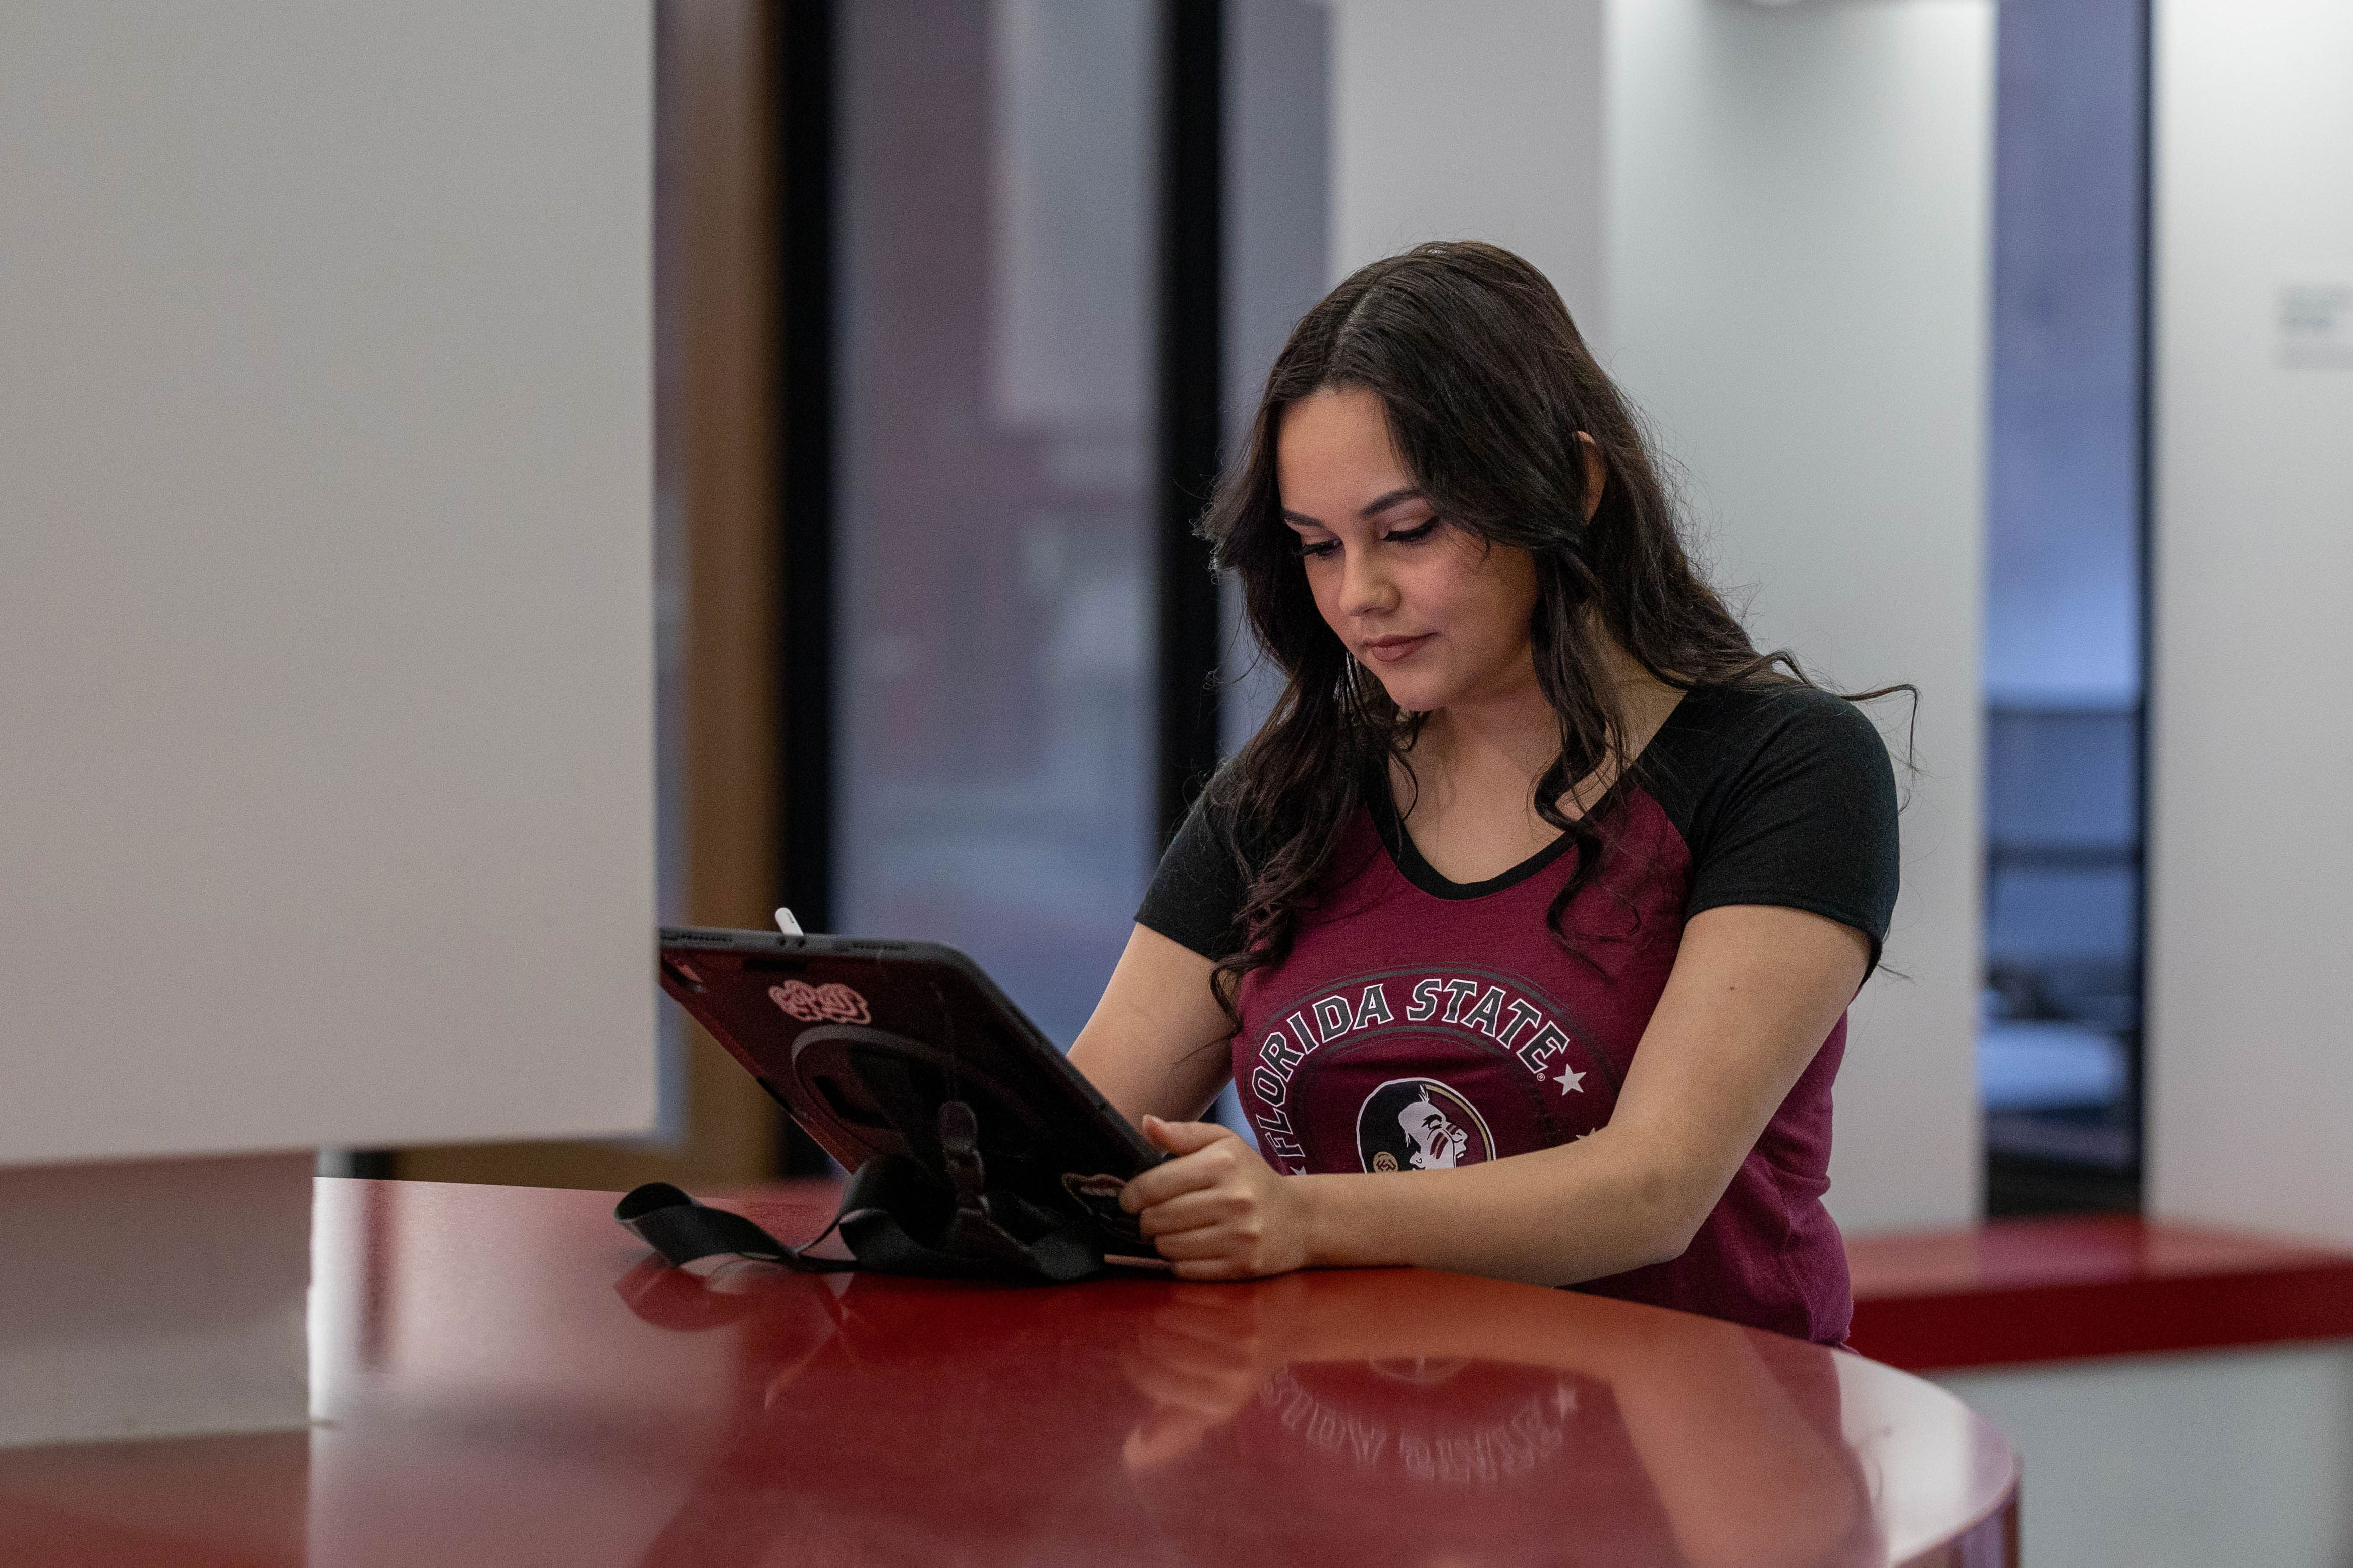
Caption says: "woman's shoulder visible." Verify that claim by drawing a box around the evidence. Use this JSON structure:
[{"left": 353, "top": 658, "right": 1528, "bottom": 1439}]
[
  {"left": 1638, "top": 678, "right": 1900, "bottom": 834},
  {"left": 1637, "top": 677, "right": 1904, "bottom": 952},
  {"left": 1667, "top": 677, "right": 1884, "bottom": 742},
  {"left": 1136, "top": 783, "right": 1253, "bottom": 961},
  {"left": 1134, "top": 763, "right": 1307, "bottom": 960},
  {"left": 1649, "top": 679, "right": 1891, "bottom": 781}
]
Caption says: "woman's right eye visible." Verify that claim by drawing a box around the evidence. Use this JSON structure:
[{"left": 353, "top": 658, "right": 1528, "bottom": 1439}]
[{"left": 1295, "top": 537, "right": 1340, "bottom": 560}]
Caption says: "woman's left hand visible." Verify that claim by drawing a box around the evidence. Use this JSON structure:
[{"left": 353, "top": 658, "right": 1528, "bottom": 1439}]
[{"left": 1122, "top": 1117, "right": 1315, "bottom": 1281}]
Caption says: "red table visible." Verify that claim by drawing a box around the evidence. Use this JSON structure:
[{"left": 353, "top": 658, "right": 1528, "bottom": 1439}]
[
  {"left": 1, "top": 1179, "right": 2018, "bottom": 1565},
  {"left": 1850, "top": 1213, "right": 2353, "bottom": 1372}
]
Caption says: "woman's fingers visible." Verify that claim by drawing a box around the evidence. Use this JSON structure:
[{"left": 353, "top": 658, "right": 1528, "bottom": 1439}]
[
  {"left": 1150, "top": 1219, "right": 1267, "bottom": 1264},
  {"left": 1119, "top": 1122, "right": 1243, "bottom": 1213},
  {"left": 1119, "top": 1151, "right": 1226, "bottom": 1213},
  {"left": 1136, "top": 1185, "right": 1247, "bottom": 1238},
  {"left": 1142, "top": 1114, "right": 1240, "bottom": 1156}
]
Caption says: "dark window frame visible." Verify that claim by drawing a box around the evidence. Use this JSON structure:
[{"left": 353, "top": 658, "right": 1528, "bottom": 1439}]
[
  {"left": 1157, "top": 0, "right": 1229, "bottom": 844},
  {"left": 771, "top": 0, "right": 837, "bottom": 1176},
  {"left": 1981, "top": 0, "right": 2154, "bottom": 1219}
]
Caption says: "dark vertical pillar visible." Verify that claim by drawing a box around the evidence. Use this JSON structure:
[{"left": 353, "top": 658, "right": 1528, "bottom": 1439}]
[
  {"left": 1157, "top": 0, "right": 1226, "bottom": 845},
  {"left": 2126, "top": 0, "right": 2154, "bottom": 1212},
  {"left": 774, "top": 0, "right": 835, "bottom": 935},
  {"left": 774, "top": 0, "right": 836, "bottom": 1175}
]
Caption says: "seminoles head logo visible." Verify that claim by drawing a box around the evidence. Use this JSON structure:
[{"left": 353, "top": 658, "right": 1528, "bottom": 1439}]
[
  {"left": 1357, "top": 1078, "right": 1494, "bottom": 1173},
  {"left": 769, "top": 980, "right": 871, "bottom": 1025}
]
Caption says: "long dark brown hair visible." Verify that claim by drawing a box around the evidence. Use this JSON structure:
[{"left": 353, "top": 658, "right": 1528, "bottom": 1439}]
[{"left": 1198, "top": 240, "right": 1883, "bottom": 1019}]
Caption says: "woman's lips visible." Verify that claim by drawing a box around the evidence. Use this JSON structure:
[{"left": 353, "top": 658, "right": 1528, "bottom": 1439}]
[{"left": 1363, "top": 634, "right": 1433, "bottom": 664}]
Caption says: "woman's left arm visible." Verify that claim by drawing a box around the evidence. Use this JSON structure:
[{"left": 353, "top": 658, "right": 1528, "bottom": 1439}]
[{"left": 1122, "top": 903, "right": 1869, "bottom": 1285}]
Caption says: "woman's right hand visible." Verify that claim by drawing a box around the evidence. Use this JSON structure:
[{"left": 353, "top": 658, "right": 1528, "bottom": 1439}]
[{"left": 1123, "top": 1116, "right": 1320, "bottom": 1281}]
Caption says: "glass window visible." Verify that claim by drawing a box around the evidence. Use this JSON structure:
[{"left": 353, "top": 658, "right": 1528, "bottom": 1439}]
[
  {"left": 1981, "top": 0, "right": 2148, "bottom": 1212},
  {"left": 836, "top": 0, "right": 1156, "bottom": 1048}
]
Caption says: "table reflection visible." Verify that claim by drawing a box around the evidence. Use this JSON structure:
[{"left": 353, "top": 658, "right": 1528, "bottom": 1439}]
[
  {"left": 0, "top": 1183, "right": 2006, "bottom": 1566},
  {"left": 618, "top": 1260, "right": 1878, "bottom": 1567}
]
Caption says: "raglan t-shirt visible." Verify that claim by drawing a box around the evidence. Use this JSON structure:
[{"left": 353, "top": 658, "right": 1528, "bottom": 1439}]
[{"left": 1134, "top": 682, "right": 1901, "bottom": 1345}]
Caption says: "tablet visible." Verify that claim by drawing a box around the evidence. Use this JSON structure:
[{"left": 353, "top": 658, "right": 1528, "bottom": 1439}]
[{"left": 656, "top": 927, "right": 1161, "bottom": 1248}]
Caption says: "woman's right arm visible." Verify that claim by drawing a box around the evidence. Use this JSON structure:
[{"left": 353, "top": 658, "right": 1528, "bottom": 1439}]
[{"left": 1068, "top": 923, "right": 1235, "bottom": 1126}]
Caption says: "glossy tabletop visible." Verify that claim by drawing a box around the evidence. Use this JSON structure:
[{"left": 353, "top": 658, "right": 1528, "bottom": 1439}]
[
  {"left": 1, "top": 1179, "right": 2018, "bottom": 1566},
  {"left": 1849, "top": 1212, "right": 2353, "bottom": 1371}
]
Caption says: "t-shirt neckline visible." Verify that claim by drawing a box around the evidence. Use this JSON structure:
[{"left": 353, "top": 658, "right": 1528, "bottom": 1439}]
[{"left": 1369, "top": 692, "right": 1698, "bottom": 902}]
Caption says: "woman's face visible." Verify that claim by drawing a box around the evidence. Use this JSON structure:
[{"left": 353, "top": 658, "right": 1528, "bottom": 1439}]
[{"left": 1276, "top": 385, "right": 1540, "bottom": 716}]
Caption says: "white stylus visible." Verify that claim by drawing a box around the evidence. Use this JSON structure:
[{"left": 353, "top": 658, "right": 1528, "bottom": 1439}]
[{"left": 774, "top": 907, "right": 804, "bottom": 937}]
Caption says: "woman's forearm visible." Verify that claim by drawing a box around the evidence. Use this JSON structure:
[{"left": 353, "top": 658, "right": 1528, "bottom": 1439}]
[
  {"left": 1283, "top": 908, "right": 1868, "bottom": 1289},
  {"left": 1293, "top": 1124, "right": 1712, "bottom": 1287},
  {"left": 1067, "top": 925, "right": 1237, "bottom": 1124}
]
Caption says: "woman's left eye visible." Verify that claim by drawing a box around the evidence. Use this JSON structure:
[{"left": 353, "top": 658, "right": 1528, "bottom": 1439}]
[{"left": 1384, "top": 519, "right": 1440, "bottom": 545}]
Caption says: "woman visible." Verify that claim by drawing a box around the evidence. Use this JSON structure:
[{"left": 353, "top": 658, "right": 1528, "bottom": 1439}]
[{"left": 1067, "top": 241, "right": 1898, "bottom": 1344}]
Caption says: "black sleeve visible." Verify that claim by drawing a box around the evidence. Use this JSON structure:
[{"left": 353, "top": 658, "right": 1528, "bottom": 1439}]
[
  {"left": 1135, "top": 792, "right": 1251, "bottom": 960},
  {"left": 1653, "top": 686, "right": 1902, "bottom": 968}
]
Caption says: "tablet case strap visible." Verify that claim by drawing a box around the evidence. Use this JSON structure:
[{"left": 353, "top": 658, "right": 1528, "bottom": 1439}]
[
  {"left": 615, "top": 1101, "right": 1107, "bottom": 1284},
  {"left": 614, "top": 1181, "right": 856, "bottom": 1273}
]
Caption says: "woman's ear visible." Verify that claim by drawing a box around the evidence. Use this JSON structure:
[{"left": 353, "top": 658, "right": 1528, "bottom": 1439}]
[{"left": 1574, "top": 431, "right": 1606, "bottom": 522}]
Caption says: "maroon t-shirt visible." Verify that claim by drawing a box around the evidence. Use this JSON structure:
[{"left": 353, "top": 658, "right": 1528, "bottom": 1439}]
[{"left": 1136, "top": 683, "right": 1900, "bottom": 1345}]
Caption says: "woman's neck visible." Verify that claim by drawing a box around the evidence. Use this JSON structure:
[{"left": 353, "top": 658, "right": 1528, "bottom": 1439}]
[
  {"left": 1417, "top": 663, "right": 1556, "bottom": 784},
  {"left": 1410, "top": 630, "right": 1685, "bottom": 819}
]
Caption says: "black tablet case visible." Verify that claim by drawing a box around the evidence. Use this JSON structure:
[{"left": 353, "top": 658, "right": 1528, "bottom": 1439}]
[{"left": 655, "top": 927, "right": 1160, "bottom": 1260}]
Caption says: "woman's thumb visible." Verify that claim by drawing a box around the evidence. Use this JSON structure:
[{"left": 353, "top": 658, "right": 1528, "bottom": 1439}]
[{"left": 1142, "top": 1115, "right": 1231, "bottom": 1155}]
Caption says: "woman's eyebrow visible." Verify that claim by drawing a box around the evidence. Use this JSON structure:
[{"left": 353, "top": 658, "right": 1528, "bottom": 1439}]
[{"left": 1281, "top": 488, "right": 1427, "bottom": 529}]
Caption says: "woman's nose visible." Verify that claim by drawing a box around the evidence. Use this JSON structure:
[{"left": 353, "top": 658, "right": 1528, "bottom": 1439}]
[{"left": 1336, "top": 548, "right": 1397, "bottom": 617}]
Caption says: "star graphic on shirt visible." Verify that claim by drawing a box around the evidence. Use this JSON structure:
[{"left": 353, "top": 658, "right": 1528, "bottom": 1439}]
[{"left": 1551, "top": 1062, "right": 1585, "bottom": 1095}]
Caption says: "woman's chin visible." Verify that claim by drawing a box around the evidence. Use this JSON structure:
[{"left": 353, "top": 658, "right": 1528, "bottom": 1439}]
[
  {"left": 1357, "top": 658, "right": 1437, "bottom": 710},
  {"left": 1368, "top": 672, "right": 1453, "bottom": 714}
]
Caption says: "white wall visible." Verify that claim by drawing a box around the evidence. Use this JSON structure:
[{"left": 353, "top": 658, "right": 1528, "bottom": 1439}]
[
  {"left": 1606, "top": 0, "right": 1992, "bottom": 1233},
  {"left": 1941, "top": 1345, "right": 2353, "bottom": 1567},
  {"left": 2149, "top": 0, "right": 2353, "bottom": 1242},
  {"left": 1327, "top": 0, "right": 1992, "bottom": 1230},
  {"left": 1326, "top": 0, "right": 1606, "bottom": 333},
  {"left": 0, "top": 2, "right": 656, "bottom": 1166},
  {"left": 0, "top": 1154, "right": 312, "bottom": 1445}
]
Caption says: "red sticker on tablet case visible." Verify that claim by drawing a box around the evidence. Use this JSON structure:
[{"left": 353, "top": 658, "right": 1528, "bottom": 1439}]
[{"left": 769, "top": 980, "right": 871, "bottom": 1025}]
